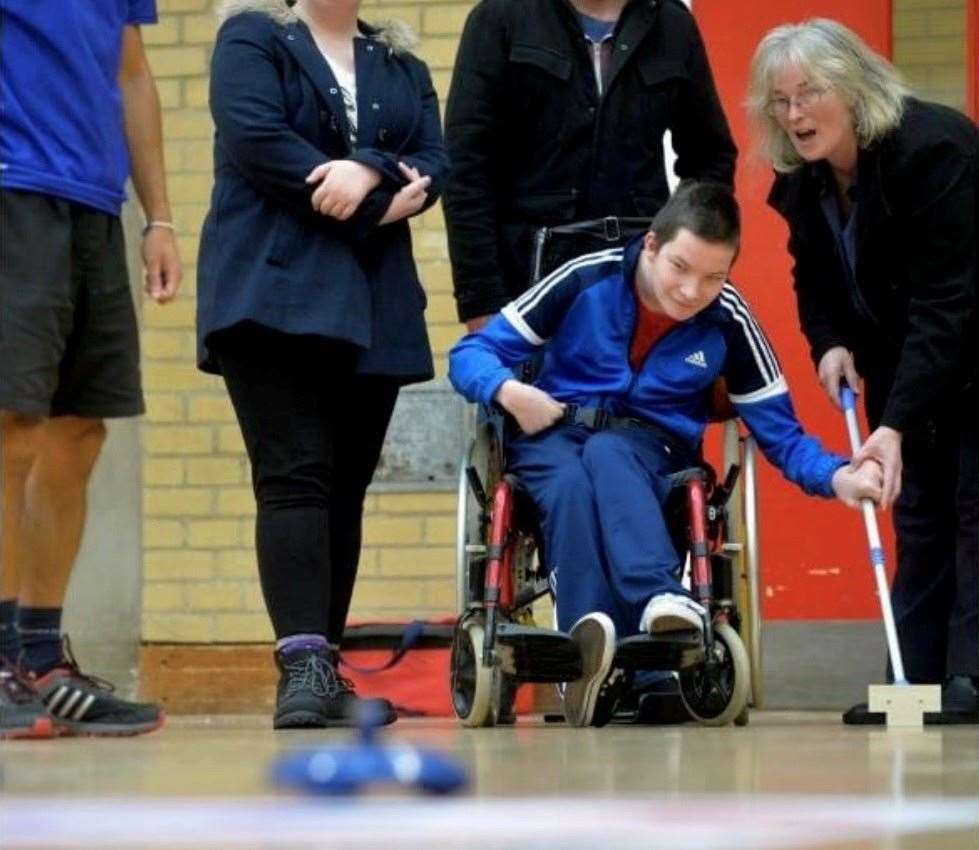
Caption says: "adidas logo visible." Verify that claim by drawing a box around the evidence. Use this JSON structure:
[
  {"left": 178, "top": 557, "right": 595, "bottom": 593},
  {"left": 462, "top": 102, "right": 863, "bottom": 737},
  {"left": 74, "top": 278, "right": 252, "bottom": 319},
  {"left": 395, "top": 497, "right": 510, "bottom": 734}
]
[{"left": 684, "top": 350, "right": 707, "bottom": 369}]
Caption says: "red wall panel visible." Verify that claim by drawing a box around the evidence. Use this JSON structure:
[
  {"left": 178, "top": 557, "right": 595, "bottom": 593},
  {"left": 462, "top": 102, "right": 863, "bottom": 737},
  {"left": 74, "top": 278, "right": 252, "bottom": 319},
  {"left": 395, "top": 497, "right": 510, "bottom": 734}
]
[
  {"left": 692, "top": 2, "right": 894, "bottom": 620},
  {"left": 969, "top": 0, "right": 978, "bottom": 119}
]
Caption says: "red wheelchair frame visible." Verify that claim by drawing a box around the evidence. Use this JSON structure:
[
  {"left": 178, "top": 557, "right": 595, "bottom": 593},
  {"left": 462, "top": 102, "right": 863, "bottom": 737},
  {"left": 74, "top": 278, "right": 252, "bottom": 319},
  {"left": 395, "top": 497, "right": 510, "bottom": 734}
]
[{"left": 451, "top": 410, "right": 755, "bottom": 728}]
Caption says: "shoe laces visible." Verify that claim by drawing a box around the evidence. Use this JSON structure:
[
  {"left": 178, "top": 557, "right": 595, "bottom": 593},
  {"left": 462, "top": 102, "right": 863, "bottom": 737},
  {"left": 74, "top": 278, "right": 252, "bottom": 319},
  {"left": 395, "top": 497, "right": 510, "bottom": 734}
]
[
  {"left": 327, "top": 650, "right": 357, "bottom": 696},
  {"left": 0, "top": 661, "right": 37, "bottom": 705},
  {"left": 334, "top": 671, "right": 356, "bottom": 696},
  {"left": 282, "top": 651, "right": 355, "bottom": 699},
  {"left": 48, "top": 635, "right": 115, "bottom": 693}
]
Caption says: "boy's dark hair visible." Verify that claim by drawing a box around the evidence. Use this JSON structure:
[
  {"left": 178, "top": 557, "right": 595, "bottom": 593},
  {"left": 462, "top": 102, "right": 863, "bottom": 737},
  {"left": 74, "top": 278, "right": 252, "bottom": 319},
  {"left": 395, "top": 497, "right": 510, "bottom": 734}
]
[{"left": 649, "top": 181, "right": 741, "bottom": 248}]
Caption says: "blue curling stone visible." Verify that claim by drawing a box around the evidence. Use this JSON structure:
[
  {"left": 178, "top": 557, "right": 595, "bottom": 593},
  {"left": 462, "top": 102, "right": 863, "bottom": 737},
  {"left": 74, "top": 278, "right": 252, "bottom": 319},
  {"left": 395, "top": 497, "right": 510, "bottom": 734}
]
[{"left": 272, "top": 742, "right": 468, "bottom": 796}]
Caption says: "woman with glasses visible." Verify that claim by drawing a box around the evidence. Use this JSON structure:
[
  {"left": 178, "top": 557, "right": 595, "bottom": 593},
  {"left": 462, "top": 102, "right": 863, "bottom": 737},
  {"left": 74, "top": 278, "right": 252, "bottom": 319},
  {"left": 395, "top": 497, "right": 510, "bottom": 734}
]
[{"left": 747, "top": 18, "right": 978, "bottom": 724}]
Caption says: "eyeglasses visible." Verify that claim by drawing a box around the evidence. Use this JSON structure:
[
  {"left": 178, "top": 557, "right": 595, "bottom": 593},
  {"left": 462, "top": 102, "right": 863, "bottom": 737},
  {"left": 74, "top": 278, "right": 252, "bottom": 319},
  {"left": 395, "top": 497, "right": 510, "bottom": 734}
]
[{"left": 766, "top": 87, "right": 827, "bottom": 118}]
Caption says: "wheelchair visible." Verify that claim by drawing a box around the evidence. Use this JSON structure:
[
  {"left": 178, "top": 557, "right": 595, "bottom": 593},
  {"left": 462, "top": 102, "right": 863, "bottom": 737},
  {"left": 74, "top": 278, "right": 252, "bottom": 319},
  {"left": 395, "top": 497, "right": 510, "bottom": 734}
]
[
  {"left": 450, "top": 404, "right": 763, "bottom": 727},
  {"left": 449, "top": 216, "right": 765, "bottom": 729}
]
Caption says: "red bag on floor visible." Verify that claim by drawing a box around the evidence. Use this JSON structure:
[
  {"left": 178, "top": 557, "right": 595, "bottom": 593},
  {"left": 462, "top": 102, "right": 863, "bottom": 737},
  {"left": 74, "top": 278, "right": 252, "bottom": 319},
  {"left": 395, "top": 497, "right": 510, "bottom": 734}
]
[
  {"left": 339, "top": 620, "right": 454, "bottom": 717},
  {"left": 338, "top": 619, "right": 534, "bottom": 717}
]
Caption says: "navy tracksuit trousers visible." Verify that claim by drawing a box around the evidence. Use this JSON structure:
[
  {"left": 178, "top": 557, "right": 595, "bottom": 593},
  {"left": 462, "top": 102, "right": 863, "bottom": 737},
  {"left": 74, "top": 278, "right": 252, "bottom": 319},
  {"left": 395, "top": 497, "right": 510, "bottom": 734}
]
[{"left": 508, "top": 424, "right": 692, "bottom": 636}]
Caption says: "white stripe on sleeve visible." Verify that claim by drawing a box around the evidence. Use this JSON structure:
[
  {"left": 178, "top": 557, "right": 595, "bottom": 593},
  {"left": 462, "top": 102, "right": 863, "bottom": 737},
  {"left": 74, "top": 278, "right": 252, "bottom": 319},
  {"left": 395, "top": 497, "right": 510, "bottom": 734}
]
[
  {"left": 513, "top": 248, "right": 623, "bottom": 316},
  {"left": 719, "top": 285, "right": 780, "bottom": 385},
  {"left": 728, "top": 375, "right": 789, "bottom": 405},
  {"left": 501, "top": 303, "right": 546, "bottom": 346}
]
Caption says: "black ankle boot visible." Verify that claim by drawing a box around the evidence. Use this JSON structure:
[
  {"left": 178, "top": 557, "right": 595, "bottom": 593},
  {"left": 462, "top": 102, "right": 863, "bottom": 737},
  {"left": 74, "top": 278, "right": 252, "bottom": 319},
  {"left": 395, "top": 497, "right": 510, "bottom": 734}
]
[{"left": 273, "top": 647, "right": 397, "bottom": 729}]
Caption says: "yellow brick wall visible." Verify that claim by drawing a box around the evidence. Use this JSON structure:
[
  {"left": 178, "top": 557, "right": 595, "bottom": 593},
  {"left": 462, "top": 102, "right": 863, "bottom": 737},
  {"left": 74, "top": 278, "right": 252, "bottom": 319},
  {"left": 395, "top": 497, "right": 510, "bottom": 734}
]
[
  {"left": 141, "top": 0, "right": 476, "bottom": 642},
  {"left": 893, "top": 0, "right": 967, "bottom": 111},
  {"left": 140, "top": 0, "right": 972, "bottom": 643}
]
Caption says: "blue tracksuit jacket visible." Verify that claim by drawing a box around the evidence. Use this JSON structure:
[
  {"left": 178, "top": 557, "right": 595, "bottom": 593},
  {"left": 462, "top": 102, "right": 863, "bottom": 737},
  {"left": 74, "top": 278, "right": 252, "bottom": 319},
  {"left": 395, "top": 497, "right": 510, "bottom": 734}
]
[{"left": 449, "top": 236, "right": 847, "bottom": 497}]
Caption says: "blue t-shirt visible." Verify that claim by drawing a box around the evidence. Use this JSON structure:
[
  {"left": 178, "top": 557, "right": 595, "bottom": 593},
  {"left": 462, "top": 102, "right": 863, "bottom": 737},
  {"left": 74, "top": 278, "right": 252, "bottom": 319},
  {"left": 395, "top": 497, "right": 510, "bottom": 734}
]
[
  {"left": 0, "top": 0, "right": 158, "bottom": 215},
  {"left": 578, "top": 12, "right": 616, "bottom": 43}
]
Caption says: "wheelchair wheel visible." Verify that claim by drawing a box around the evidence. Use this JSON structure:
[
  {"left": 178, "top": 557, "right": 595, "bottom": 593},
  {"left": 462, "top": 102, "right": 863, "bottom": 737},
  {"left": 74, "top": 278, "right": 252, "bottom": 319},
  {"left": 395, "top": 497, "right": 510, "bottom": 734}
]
[
  {"left": 678, "top": 622, "right": 750, "bottom": 726},
  {"left": 450, "top": 617, "right": 500, "bottom": 728}
]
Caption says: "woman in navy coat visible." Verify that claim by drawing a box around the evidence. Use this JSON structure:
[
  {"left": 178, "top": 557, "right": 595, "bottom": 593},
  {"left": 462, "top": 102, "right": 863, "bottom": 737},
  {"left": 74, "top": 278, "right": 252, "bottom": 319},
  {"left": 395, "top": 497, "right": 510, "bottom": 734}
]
[{"left": 198, "top": 0, "right": 447, "bottom": 729}]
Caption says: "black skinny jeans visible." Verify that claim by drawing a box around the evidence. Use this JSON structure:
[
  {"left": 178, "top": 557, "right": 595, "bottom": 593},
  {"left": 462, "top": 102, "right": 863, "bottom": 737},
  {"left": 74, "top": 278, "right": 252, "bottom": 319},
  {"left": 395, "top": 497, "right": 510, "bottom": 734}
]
[{"left": 213, "top": 325, "right": 399, "bottom": 643}]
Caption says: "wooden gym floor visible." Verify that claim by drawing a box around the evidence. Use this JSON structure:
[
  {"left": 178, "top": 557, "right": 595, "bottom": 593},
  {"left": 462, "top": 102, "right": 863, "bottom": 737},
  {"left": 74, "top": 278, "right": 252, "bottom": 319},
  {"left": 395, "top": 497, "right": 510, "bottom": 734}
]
[{"left": 1, "top": 712, "right": 978, "bottom": 849}]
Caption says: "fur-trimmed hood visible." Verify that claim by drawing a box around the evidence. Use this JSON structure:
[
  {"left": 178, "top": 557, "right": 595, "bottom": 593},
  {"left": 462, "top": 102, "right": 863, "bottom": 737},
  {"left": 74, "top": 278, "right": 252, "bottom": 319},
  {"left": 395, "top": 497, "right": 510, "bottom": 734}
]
[{"left": 216, "top": 0, "right": 418, "bottom": 53}]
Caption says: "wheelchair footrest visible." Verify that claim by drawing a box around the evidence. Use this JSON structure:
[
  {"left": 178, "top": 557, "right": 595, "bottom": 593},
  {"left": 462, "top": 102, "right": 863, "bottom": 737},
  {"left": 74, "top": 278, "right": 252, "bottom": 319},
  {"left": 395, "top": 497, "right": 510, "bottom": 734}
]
[
  {"left": 614, "top": 631, "right": 705, "bottom": 672},
  {"left": 495, "top": 624, "right": 583, "bottom": 683}
]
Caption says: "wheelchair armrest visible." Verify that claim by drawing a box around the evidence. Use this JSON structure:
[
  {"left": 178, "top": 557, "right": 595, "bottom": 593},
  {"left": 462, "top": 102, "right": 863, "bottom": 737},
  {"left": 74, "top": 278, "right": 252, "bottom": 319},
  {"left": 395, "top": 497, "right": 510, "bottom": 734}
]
[
  {"left": 710, "top": 463, "right": 742, "bottom": 509},
  {"left": 666, "top": 467, "right": 709, "bottom": 490}
]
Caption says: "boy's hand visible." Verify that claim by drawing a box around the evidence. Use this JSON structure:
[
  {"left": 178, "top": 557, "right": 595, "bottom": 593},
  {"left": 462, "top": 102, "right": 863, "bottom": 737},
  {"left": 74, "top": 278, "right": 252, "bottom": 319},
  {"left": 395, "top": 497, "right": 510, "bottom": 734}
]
[
  {"left": 852, "top": 426, "right": 902, "bottom": 509},
  {"left": 831, "top": 458, "right": 884, "bottom": 509},
  {"left": 495, "top": 380, "right": 566, "bottom": 435}
]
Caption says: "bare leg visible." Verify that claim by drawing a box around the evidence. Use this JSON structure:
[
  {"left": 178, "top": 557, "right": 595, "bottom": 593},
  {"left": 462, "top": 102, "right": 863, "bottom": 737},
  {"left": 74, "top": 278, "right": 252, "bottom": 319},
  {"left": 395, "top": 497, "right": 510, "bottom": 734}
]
[
  {"left": 17, "top": 417, "right": 106, "bottom": 608},
  {"left": 0, "top": 413, "right": 47, "bottom": 603}
]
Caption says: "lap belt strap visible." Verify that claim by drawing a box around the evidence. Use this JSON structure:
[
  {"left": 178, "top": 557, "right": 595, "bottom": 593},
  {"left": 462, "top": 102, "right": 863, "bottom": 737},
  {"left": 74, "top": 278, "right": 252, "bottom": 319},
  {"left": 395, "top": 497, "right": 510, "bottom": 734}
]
[{"left": 561, "top": 404, "right": 691, "bottom": 460}]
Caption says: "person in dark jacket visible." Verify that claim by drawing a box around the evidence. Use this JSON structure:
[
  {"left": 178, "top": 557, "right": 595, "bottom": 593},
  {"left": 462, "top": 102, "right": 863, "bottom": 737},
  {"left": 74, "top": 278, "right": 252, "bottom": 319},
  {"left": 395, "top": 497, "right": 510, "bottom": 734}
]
[
  {"left": 748, "top": 18, "right": 978, "bottom": 723},
  {"left": 198, "top": 0, "right": 448, "bottom": 729},
  {"left": 443, "top": 0, "right": 737, "bottom": 331}
]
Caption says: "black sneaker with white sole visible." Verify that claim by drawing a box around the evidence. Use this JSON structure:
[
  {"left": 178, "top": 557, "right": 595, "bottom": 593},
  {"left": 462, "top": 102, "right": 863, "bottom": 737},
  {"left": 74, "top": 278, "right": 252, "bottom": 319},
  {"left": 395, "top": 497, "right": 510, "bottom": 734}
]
[
  {"left": 564, "top": 612, "right": 616, "bottom": 727},
  {"left": 274, "top": 646, "right": 397, "bottom": 729}
]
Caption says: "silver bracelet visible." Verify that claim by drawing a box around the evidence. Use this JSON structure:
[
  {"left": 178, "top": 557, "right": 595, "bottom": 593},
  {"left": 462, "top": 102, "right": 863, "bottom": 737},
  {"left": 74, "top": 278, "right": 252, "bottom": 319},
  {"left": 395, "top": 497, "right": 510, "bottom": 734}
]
[{"left": 143, "top": 220, "right": 176, "bottom": 236}]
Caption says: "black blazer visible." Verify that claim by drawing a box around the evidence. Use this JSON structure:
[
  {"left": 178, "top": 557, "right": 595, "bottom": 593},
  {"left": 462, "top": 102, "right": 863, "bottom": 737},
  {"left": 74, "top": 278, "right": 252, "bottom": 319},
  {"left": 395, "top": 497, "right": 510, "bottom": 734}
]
[
  {"left": 768, "top": 98, "right": 978, "bottom": 432},
  {"left": 442, "top": 0, "right": 736, "bottom": 321},
  {"left": 197, "top": 10, "right": 448, "bottom": 382}
]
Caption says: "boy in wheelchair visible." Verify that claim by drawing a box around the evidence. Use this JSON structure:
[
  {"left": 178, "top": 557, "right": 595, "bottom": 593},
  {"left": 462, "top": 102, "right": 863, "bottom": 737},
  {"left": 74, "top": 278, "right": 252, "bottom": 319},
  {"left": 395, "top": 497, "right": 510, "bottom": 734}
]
[{"left": 449, "top": 182, "right": 882, "bottom": 726}]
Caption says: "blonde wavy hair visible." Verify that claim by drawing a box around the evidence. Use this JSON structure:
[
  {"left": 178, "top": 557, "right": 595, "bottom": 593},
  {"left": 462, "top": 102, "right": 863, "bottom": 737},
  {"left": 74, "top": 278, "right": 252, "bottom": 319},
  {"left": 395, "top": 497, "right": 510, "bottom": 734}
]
[
  {"left": 216, "top": 0, "right": 418, "bottom": 53},
  {"left": 746, "top": 18, "right": 909, "bottom": 173}
]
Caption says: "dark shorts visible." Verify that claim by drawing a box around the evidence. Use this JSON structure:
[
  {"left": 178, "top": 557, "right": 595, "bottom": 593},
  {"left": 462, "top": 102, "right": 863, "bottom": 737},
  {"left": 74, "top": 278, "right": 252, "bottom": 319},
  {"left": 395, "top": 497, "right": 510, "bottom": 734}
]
[{"left": 0, "top": 189, "right": 144, "bottom": 418}]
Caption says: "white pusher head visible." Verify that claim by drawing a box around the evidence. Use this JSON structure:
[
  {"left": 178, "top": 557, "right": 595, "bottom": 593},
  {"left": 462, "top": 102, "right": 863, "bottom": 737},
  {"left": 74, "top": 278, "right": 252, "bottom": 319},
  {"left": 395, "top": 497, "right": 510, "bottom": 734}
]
[{"left": 868, "top": 684, "right": 941, "bottom": 728}]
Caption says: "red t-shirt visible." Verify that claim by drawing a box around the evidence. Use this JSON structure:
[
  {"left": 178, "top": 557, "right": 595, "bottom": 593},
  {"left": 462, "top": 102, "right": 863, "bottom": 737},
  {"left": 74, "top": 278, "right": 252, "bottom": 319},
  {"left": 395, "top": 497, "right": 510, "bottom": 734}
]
[{"left": 629, "top": 296, "right": 678, "bottom": 371}]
